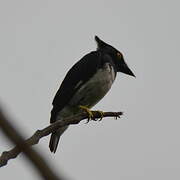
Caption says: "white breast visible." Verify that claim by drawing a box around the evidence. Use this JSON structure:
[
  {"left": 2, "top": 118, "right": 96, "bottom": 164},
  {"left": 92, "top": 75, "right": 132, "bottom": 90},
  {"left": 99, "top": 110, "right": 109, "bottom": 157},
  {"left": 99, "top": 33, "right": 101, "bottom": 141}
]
[{"left": 68, "top": 62, "right": 116, "bottom": 108}]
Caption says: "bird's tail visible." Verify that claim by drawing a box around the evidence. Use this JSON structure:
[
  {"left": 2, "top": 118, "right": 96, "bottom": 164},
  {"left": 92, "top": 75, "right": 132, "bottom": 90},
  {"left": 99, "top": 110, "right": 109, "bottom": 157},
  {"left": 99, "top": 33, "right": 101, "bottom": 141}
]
[{"left": 49, "top": 126, "right": 69, "bottom": 153}]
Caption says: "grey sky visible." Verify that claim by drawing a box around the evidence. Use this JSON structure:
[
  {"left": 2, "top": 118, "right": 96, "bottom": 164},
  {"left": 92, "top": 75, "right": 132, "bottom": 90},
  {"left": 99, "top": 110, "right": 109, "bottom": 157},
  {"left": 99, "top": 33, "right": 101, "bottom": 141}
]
[{"left": 0, "top": 0, "right": 180, "bottom": 179}]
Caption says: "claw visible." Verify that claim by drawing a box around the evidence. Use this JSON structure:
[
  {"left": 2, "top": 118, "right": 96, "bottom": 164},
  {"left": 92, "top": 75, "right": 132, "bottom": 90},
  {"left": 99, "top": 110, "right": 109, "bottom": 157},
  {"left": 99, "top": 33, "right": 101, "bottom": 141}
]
[
  {"left": 79, "top": 105, "right": 93, "bottom": 123},
  {"left": 97, "top": 110, "right": 104, "bottom": 121}
]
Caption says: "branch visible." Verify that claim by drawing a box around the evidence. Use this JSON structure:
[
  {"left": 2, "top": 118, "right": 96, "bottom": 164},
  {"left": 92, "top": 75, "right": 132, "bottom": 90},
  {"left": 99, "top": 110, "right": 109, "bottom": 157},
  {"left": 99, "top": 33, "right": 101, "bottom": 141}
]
[
  {"left": 0, "top": 111, "right": 123, "bottom": 168},
  {"left": 0, "top": 109, "right": 65, "bottom": 180}
]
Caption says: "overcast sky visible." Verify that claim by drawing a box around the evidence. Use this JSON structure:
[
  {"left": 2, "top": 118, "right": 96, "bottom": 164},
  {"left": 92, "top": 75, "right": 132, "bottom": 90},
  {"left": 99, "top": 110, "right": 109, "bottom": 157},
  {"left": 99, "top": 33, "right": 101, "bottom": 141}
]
[{"left": 0, "top": 0, "right": 180, "bottom": 179}]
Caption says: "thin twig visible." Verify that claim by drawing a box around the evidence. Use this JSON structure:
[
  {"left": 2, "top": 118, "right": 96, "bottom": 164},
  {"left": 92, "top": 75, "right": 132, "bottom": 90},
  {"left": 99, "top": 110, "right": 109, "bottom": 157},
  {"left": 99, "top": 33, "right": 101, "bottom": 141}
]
[{"left": 0, "top": 111, "right": 123, "bottom": 168}]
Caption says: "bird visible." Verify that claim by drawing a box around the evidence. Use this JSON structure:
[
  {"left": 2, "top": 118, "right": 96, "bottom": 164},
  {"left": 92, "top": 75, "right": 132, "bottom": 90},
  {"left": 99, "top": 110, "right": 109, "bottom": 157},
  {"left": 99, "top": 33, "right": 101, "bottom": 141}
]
[{"left": 49, "top": 36, "right": 135, "bottom": 153}]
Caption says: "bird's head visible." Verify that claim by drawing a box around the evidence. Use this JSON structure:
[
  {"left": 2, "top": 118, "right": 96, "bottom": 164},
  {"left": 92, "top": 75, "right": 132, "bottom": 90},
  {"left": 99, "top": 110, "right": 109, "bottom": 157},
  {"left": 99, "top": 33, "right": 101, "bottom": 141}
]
[{"left": 95, "top": 36, "right": 135, "bottom": 77}]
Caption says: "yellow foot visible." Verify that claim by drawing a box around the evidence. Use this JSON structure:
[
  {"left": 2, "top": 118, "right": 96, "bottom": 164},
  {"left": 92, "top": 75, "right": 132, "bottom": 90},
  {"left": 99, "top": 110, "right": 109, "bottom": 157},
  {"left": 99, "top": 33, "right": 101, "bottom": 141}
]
[
  {"left": 97, "top": 110, "right": 104, "bottom": 121},
  {"left": 79, "top": 105, "right": 93, "bottom": 123}
]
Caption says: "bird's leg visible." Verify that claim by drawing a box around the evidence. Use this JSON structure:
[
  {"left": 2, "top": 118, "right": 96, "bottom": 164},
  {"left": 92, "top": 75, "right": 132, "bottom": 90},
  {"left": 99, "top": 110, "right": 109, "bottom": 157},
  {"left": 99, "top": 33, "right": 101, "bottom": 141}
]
[
  {"left": 97, "top": 110, "right": 104, "bottom": 121},
  {"left": 79, "top": 105, "right": 93, "bottom": 123}
]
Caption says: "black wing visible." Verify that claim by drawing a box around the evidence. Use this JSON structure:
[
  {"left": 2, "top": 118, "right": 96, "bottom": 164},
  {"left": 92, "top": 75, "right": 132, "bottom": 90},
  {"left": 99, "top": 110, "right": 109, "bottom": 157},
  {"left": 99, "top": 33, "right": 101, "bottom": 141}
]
[{"left": 50, "top": 51, "right": 103, "bottom": 123}]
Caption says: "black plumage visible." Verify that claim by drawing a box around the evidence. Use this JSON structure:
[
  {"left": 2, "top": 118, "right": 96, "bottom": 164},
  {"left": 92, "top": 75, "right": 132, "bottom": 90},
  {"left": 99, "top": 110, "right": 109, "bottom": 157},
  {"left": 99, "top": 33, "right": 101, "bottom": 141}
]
[
  {"left": 49, "top": 36, "right": 135, "bottom": 153},
  {"left": 50, "top": 51, "right": 102, "bottom": 123}
]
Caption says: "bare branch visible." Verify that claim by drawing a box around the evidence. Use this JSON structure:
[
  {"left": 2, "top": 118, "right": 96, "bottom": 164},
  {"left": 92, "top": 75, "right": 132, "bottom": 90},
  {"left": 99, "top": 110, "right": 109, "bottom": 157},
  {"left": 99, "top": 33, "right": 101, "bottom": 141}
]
[
  {"left": 0, "top": 109, "right": 65, "bottom": 180},
  {"left": 0, "top": 111, "right": 123, "bottom": 168}
]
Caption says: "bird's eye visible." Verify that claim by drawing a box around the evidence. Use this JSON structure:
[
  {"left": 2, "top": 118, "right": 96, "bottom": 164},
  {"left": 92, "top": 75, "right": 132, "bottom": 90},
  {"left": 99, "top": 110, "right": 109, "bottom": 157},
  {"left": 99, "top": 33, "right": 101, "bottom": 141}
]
[{"left": 117, "top": 52, "right": 122, "bottom": 58}]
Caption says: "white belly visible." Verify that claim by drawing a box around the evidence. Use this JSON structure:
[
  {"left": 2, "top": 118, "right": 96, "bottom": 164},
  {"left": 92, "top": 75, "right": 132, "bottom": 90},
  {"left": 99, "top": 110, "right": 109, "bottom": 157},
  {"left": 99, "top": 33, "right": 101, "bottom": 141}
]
[{"left": 69, "top": 62, "right": 116, "bottom": 108}]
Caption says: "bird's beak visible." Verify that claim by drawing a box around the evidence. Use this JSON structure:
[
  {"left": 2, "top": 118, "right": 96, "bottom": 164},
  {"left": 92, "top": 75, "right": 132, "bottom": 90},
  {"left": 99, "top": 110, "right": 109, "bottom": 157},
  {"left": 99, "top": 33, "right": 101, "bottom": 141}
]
[
  {"left": 126, "top": 67, "right": 136, "bottom": 77},
  {"left": 121, "top": 62, "right": 136, "bottom": 77}
]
